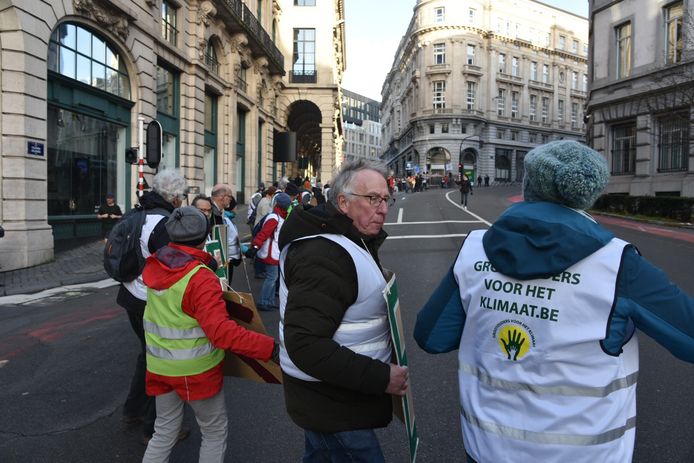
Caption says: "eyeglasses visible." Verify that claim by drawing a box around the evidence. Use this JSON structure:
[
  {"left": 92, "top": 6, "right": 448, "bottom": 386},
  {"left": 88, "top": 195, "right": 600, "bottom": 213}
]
[{"left": 344, "top": 192, "right": 396, "bottom": 208}]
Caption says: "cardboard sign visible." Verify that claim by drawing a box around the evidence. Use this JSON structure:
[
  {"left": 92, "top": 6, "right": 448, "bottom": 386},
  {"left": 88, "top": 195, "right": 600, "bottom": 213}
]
[
  {"left": 383, "top": 270, "right": 419, "bottom": 463},
  {"left": 222, "top": 290, "right": 282, "bottom": 384}
]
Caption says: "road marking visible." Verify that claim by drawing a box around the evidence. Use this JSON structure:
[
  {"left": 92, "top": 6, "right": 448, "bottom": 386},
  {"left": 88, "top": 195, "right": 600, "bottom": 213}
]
[
  {"left": 0, "top": 278, "right": 119, "bottom": 305},
  {"left": 397, "top": 208, "right": 403, "bottom": 223},
  {"left": 386, "top": 234, "right": 469, "bottom": 240},
  {"left": 445, "top": 191, "right": 493, "bottom": 226}
]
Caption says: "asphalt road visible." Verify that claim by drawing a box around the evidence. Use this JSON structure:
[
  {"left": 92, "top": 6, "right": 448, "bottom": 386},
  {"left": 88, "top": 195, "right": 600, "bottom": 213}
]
[{"left": 1, "top": 185, "right": 693, "bottom": 462}]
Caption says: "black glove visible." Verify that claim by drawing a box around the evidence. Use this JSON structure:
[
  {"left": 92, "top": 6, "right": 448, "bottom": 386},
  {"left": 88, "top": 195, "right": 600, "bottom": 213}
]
[
  {"left": 230, "top": 258, "right": 242, "bottom": 267},
  {"left": 244, "top": 246, "right": 258, "bottom": 259},
  {"left": 271, "top": 342, "right": 280, "bottom": 364}
]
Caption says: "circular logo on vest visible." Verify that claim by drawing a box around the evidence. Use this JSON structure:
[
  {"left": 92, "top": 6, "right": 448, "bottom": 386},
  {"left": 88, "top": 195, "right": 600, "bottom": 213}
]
[{"left": 493, "top": 320, "right": 535, "bottom": 361}]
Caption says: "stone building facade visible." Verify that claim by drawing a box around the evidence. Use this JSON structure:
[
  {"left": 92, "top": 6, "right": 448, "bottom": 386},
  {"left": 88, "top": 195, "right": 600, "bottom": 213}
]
[
  {"left": 381, "top": 0, "right": 588, "bottom": 183},
  {"left": 0, "top": 0, "right": 344, "bottom": 271},
  {"left": 587, "top": 0, "right": 693, "bottom": 197}
]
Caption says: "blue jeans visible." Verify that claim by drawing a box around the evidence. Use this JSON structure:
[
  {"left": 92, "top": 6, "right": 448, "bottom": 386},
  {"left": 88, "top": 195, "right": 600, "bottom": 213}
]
[
  {"left": 303, "top": 429, "right": 384, "bottom": 463},
  {"left": 259, "top": 263, "right": 278, "bottom": 306}
]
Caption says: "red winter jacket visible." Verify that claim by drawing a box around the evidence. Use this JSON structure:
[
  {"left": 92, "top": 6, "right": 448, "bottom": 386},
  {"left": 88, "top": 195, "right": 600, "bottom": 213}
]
[{"left": 142, "top": 243, "right": 274, "bottom": 401}]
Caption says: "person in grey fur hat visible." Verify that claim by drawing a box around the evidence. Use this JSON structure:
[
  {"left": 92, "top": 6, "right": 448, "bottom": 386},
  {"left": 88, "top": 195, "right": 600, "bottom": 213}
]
[
  {"left": 141, "top": 205, "right": 278, "bottom": 462},
  {"left": 415, "top": 140, "right": 694, "bottom": 463}
]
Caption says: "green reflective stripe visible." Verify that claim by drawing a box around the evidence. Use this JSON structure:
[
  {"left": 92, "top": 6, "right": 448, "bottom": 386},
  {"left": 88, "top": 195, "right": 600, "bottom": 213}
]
[
  {"left": 146, "top": 342, "right": 216, "bottom": 361},
  {"left": 461, "top": 407, "right": 636, "bottom": 446},
  {"left": 143, "top": 319, "right": 205, "bottom": 339},
  {"left": 460, "top": 362, "right": 638, "bottom": 397}
]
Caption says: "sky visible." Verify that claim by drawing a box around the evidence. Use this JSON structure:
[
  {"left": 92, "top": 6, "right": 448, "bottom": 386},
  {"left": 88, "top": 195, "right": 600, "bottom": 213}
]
[{"left": 341, "top": 0, "right": 589, "bottom": 102}]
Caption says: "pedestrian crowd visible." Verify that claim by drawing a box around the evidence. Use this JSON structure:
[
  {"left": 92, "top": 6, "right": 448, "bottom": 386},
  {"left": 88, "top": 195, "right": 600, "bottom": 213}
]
[{"left": 102, "top": 141, "right": 694, "bottom": 463}]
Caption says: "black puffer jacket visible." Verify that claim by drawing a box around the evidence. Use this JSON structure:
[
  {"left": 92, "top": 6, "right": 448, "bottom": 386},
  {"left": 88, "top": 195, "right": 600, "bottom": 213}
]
[{"left": 278, "top": 202, "right": 392, "bottom": 433}]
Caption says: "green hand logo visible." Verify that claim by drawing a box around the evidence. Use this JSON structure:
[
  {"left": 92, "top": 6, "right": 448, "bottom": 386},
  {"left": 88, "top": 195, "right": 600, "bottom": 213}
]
[{"left": 501, "top": 329, "right": 525, "bottom": 361}]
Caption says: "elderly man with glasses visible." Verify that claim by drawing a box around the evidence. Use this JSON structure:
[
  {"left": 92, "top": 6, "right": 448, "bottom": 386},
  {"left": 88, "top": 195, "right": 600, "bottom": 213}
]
[{"left": 277, "top": 159, "right": 408, "bottom": 462}]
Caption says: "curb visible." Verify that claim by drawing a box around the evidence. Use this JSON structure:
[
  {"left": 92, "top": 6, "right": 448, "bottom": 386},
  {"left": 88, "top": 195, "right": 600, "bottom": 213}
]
[{"left": 590, "top": 211, "right": 694, "bottom": 230}]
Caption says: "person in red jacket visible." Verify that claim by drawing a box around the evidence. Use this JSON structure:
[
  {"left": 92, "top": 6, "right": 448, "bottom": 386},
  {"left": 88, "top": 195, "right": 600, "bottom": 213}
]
[
  {"left": 141, "top": 206, "right": 278, "bottom": 462},
  {"left": 245, "top": 192, "right": 291, "bottom": 311}
]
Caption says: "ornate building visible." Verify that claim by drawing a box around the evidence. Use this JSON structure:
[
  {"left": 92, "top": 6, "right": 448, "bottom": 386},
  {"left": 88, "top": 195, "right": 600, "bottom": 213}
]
[
  {"left": 381, "top": 0, "right": 588, "bottom": 183},
  {"left": 0, "top": 0, "right": 345, "bottom": 271},
  {"left": 587, "top": 0, "right": 693, "bottom": 197}
]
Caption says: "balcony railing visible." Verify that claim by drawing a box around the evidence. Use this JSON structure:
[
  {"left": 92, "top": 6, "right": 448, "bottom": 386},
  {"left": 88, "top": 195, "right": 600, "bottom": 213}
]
[
  {"left": 218, "top": 0, "right": 284, "bottom": 74},
  {"left": 291, "top": 70, "right": 317, "bottom": 83}
]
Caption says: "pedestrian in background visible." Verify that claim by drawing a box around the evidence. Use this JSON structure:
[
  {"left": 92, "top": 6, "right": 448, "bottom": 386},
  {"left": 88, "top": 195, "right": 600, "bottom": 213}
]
[
  {"left": 116, "top": 169, "right": 187, "bottom": 445},
  {"left": 245, "top": 192, "right": 292, "bottom": 311},
  {"left": 278, "top": 159, "right": 408, "bottom": 462},
  {"left": 476, "top": 175, "right": 482, "bottom": 187},
  {"left": 141, "top": 206, "right": 277, "bottom": 462},
  {"left": 459, "top": 174, "right": 473, "bottom": 210},
  {"left": 97, "top": 193, "right": 122, "bottom": 242},
  {"left": 210, "top": 184, "right": 242, "bottom": 282},
  {"left": 484, "top": 174, "right": 490, "bottom": 187},
  {"left": 414, "top": 141, "right": 694, "bottom": 463}
]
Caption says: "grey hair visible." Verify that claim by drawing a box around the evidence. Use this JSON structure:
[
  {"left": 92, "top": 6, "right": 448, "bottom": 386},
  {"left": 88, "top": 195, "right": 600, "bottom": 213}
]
[
  {"left": 329, "top": 159, "right": 388, "bottom": 206},
  {"left": 152, "top": 169, "right": 187, "bottom": 203},
  {"left": 210, "top": 184, "right": 232, "bottom": 198},
  {"left": 277, "top": 176, "right": 289, "bottom": 191}
]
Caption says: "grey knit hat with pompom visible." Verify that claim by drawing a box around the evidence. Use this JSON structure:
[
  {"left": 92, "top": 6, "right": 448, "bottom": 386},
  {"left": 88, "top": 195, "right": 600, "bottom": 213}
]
[{"left": 522, "top": 140, "right": 609, "bottom": 210}]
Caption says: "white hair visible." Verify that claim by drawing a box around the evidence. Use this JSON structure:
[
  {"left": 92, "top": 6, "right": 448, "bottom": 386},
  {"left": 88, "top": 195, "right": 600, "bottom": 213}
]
[
  {"left": 329, "top": 159, "right": 388, "bottom": 206},
  {"left": 152, "top": 169, "right": 187, "bottom": 203}
]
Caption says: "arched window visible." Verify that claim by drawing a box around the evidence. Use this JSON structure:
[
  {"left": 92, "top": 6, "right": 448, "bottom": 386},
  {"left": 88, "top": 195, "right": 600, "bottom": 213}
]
[
  {"left": 48, "top": 23, "right": 130, "bottom": 99},
  {"left": 205, "top": 40, "right": 219, "bottom": 74}
]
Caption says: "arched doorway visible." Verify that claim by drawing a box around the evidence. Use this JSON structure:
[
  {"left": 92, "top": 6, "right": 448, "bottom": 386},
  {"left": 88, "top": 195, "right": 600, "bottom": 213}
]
[
  {"left": 426, "top": 147, "right": 451, "bottom": 176},
  {"left": 46, "top": 22, "right": 133, "bottom": 239},
  {"left": 287, "top": 100, "right": 322, "bottom": 178},
  {"left": 495, "top": 149, "right": 512, "bottom": 182},
  {"left": 515, "top": 150, "right": 527, "bottom": 182},
  {"left": 460, "top": 148, "right": 477, "bottom": 182}
]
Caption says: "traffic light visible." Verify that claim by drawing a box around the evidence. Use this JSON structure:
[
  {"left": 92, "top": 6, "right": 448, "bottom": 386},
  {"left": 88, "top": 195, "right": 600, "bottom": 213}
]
[
  {"left": 125, "top": 147, "right": 138, "bottom": 164},
  {"left": 146, "top": 120, "right": 162, "bottom": 169}
]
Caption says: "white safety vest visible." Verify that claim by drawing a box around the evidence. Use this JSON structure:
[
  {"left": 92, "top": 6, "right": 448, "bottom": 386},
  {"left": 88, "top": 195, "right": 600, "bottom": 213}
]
[
  {"left": 123, "top": 213, "right": 167, "bottom": 301},
  {"left": 456, "top": 230, "right": 638, "bottom": 463},
  {"left": 278, "top": 234, "right": 392, "bottom": 382},
  {"left": 257, "top": 212, "right": 283, "bottom": 261}
]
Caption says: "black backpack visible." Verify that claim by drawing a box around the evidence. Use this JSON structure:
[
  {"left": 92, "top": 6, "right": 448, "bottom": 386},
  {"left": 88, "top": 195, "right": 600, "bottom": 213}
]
[
  {"left": 103, "top": 206, "right": 169, "bottom": 282},
  {"left": 251, "top": 214, "right": 269, "bottom": 237}
]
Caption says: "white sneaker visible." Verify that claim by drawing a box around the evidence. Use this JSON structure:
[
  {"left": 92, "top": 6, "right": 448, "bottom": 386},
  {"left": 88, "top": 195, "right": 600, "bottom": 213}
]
[{"left": 464, "top": 206, "right": 468, "bottom": 210}]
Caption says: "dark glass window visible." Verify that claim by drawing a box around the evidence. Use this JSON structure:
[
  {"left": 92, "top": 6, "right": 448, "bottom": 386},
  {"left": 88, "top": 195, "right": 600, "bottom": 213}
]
[
  {"left": 611, "top": 123, "right": 636, "bottom": 175},
  {"left": 162, "top": 0, "right": 178, "bottom": 46},
  {"left": 658, "top": 114, "right": 689, "bottom": 172},
  {"left": 48, "top": 23, "right": 130, "bottom": 98},
  {"left": 292, "top": 28, "right": 316, "bottom": 83}
]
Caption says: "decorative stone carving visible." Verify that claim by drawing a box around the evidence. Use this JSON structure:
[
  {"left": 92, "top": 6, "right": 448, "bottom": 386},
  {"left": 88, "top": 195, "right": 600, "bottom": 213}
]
[
  {"left": 197, "top": 1, "right": 217, "bottom": 26},
  {"left": 230, "top": 33, "right": 248, "bottom": 53},
  {"left": 198, "top": 37, "right": 208, "bottom": 61},
  {"left": 254, "top": 57, "right": 269, "bottom": 75},
  {"left": 73, "top": 0, "right": 130, "bottom": 41}
]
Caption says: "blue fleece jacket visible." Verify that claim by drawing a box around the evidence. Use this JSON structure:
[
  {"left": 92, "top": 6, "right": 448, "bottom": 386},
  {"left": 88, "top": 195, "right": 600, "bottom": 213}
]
[{"left": 414, "top": 201, "right": 694, "bottom": 361}]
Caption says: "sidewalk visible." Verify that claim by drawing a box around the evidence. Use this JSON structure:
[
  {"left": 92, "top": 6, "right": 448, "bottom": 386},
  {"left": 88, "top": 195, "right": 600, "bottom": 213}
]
[
  {"left": 0, "top": 239, "right": 107, "bottom": 297},
  {"left": 0, "top": 204, "right": 253, "bottom": 298}
]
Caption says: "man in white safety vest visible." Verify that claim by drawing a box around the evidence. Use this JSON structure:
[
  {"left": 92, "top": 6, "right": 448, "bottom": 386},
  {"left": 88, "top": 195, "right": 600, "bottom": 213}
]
[
  {"left": 277, "top": 159, "right": 408, "bottom": 462},
  {"left": 415, "top": 140, "right": 694, "bottom": 463}
]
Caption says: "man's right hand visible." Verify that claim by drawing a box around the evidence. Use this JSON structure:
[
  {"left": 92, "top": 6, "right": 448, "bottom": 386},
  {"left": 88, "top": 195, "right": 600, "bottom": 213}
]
[{"left": 385, "top": 364, "right": 409, "bottom": 396}]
